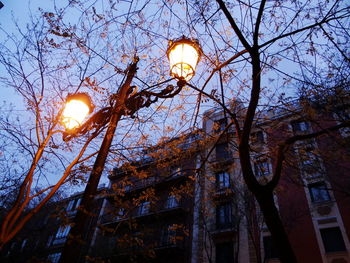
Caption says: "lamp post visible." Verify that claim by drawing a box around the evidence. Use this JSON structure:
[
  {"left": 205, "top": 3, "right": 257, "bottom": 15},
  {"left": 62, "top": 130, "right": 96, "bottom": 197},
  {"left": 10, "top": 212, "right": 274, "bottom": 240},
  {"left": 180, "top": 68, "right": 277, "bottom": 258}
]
[{"left": 59, "top": 37, "right": 202, "bottom": 263}]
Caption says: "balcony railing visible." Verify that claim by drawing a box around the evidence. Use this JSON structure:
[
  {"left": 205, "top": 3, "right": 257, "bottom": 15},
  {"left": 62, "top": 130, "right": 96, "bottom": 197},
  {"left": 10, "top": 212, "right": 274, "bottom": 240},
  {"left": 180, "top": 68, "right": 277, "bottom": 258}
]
[
  {"left": 100, "top": 203, "right": 187, "bottom": 225},
  {"left": 212, "top": 151, "right": 234, "bottom": 164},
  {"left": 119, "top": 173, "right": 186, "bottom": 194}
]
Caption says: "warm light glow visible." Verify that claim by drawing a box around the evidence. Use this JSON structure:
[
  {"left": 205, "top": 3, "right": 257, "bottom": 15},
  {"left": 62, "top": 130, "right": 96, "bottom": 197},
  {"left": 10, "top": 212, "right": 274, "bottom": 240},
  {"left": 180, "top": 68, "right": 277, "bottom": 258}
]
[
  {"left": 167, "top": 37, "right": 201, "bottom": 81},
  {"left": 62, "top": 99, "right": 90, "bottom": 130}
]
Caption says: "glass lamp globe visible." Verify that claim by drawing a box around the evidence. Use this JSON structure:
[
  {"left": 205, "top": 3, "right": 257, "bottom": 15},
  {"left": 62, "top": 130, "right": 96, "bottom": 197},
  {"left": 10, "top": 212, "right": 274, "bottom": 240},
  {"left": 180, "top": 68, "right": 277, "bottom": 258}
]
[
  {"left": 167, "top": 36, "right": 202, "bottom": 81},
  {"left": 62, "top": 93, "right": 93, "bottom": 130}
]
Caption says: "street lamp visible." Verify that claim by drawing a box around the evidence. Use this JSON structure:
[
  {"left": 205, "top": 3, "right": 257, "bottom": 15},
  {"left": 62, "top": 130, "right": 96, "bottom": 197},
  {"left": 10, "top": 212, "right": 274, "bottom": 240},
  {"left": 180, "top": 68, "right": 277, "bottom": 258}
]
[
  {"left": 59, "top": 37, "right": 201, "bottom": 263},
  {"left": 61, "top": 37, "right": 202, "bottom": 138},
  {"left": 167, "top": 36, "right": 202, "bottom": 81},
  {"left": 62, "top": 93, "right": 94, "bottom": 130}
]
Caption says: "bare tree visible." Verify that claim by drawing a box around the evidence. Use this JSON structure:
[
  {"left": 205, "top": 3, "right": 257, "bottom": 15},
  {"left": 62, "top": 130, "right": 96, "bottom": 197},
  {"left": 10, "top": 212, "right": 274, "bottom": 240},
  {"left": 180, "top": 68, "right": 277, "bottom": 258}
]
[{"left": 1, "top": 1, "right": 350, "bottom": 262}]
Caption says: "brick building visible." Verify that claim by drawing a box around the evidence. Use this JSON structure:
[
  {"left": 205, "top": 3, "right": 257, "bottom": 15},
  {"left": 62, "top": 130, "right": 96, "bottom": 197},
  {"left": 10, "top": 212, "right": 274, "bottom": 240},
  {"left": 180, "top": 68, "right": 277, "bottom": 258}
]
[
  {"left": 89, "top": 132, "right": 201, "bottom": 262},
  {"left": 1, "top": 97, "right": 349, "bottom": 263},
  {"left": 1, "top": 188, "right": 106, "bottom": 263},
  {"left": 199, "top": 98, "right": 350, "bottom": 263}
]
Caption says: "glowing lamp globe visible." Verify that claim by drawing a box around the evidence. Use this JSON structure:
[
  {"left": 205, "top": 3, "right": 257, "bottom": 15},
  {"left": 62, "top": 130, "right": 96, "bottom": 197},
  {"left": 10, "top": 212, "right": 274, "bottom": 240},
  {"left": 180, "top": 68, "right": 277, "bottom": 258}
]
[
  {"left": 62, "top": 93, "right": 93, "bottom": 130},
  {"left": 167, "top": 36, "right": 202, "bottom": 81}
]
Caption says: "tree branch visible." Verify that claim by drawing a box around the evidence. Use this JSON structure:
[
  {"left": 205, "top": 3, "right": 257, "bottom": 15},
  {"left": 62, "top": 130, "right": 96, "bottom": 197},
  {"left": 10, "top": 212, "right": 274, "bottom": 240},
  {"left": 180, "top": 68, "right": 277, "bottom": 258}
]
[
  {"left": 267, "top": 120, "right": 350, "bottom": 190},
  {"left": 260, "top": 13, "right": 350, "bottom": 49},
  {"left": 216, "top": 0, "right": 252, "bottom": 51},
  {"left": 253, "top": 0, "right": 266, "bottom": 46}
]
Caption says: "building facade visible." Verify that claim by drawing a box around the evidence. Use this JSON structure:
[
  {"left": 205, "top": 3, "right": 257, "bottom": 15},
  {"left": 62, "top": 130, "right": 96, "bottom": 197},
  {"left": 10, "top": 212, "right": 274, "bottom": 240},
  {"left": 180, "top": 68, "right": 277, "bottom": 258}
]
[
  {"left": 1, "top": 189, "right": 106, "bottom": 263},
  {"left": 90, "top": 133, "right": 201, "bottom": 262},
  {"left": 199, "top": 99, "right": 350, "bottom": 263},
  {"left": 1, "top": 99, "right": 350, "bottom": 263}
]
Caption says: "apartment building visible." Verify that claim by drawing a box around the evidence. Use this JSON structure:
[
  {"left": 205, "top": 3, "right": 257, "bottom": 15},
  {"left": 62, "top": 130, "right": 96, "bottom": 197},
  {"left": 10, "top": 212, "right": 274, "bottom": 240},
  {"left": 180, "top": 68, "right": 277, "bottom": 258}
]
[
  {"left": 200, "top": 98, "right": 350, "bottom": 263},
  {"left": 1, "top": 97, "right": 349, "bottom": 263},
  {"left": 1, "top": 189, "right": 106, "bottom": 263},
  {"left": 90, "top": 133, "right": 201, "bottom": 262}
]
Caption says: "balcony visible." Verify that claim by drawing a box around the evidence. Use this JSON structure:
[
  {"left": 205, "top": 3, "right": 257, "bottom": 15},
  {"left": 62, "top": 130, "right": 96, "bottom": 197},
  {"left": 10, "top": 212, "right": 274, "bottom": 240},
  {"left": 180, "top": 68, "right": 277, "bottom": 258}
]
[
  {"left": 113, "top": 173, "right": 187, "bottom": 196},
  {"left": 213, "top": 187, "right": 234, "bottom": 199},
  {"left": 111, "top": 234, "right": 186, "bottom": 259},
  {"left": 50, "top": 236, "right": 67, "bottom": 246},
  {"left": 100, "top": 212, "right": 126, "bottom": 225},
  {"left": 100, "top": 203, "right": 188, "bottom": 225},
  {"left": 211, "top": 219, "right": 237, "bottom": 241}
]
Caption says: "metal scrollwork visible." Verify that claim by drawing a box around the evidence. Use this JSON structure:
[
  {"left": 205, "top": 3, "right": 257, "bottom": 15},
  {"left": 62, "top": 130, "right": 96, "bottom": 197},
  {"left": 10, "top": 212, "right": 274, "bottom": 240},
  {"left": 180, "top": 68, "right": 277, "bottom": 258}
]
[
  {"left": 125, "top": 82, "right": 184, "bottom": 118},
  {"left": 63, "top": 106, "right": 112, "bottom": 141},
  {"left": 63, "top": 79, "right": 186, "bottom": 141}
]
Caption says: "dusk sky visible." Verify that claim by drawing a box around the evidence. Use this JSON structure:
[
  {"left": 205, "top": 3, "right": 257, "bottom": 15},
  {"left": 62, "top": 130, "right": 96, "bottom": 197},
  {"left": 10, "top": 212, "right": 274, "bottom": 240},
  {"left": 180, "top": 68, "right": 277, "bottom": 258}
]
[{"left": 1, "top": 1, "right": 54, "bottom": 107}]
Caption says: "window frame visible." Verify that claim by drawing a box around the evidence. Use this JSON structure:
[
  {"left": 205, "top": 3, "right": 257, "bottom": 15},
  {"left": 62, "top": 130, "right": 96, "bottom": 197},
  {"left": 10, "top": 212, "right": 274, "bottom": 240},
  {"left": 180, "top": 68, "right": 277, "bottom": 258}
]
[
  {"left": 161, "top": 225, "right": 176, "bottom": 246},
  {"left": 251, "top": 130, "right": 265, "bottom": 144},
  {"left": 263, "top": 235, "right": 279, "bottom": 259},
  {"left": 216, "top": 242, "right": 234, "bottom": 263},
  {"left": 216, "top": 202, "right": 233, "bottom": 229},
  {"left": 214, "top": 118, "right": 228, "bottom": 133},
  {"left": 308, "top": 182, "right": 331, "bottom": 203},
  {"left": 291, "top": 120, "right": 311, "bottom": 133},
  {"left": 170, "top": 166, "right": 182, "bottom": 177},
  {"left": 53, "top": 225, "right": 71, "bottom": 245},
  {"left": 66, "top": 198, "right": 81, "bottom": 212},
  {"left": 166, "top": 195, "right": 179, "bottom": 209},
  {"left": 138, "top": 201, "right": 150, "bottom": 215},
  {"left": 48, "top": 252, "right": 62, "bottom": 263},
  {"left": 320, "top": 227, "right": 346, "bottom": 253},
  {"left": 216, "top": 171, "right": 230, "bottom": 190},
  {"left": 254, "top": 158, "right": 271, "bottom": 177},
  {"left": 215, "top": 143, "right": 231, "bottom": 161},
  {"left": 334, "top": 107, "right": 350, "bottom": 137}
]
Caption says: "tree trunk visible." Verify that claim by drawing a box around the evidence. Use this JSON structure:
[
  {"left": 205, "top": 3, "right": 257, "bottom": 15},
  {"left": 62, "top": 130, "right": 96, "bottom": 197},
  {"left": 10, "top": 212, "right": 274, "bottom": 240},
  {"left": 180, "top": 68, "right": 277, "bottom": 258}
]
[{"left": 256, "top": 190, "right": 297, "bottom": 263}]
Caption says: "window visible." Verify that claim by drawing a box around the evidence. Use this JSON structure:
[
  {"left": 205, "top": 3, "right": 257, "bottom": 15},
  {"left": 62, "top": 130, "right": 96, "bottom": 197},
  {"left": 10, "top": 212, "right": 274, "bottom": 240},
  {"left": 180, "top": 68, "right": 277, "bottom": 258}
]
[
  {"left": 335, "top": 107, "right": 350, "bottom": 121},
  {"left": 48, "top": 252, "right": 61, "bottom": 263},
  {"left": 214, "top": 118, "right": 228, "bottom": 132},
  {"left": 166, "top": 195, "right": 179, "bottom": 209},
  {"left": 254, "top": 158, "right": 270, "bottom": 177},
  {"left": 55, "top": 225, "right": 71, "bottom": 238},
  {"left": 66, "top": 198, "right": 81, "bottom": 212},
  {"left": 115, "top": 208, "right": 125, "bottom": 220},
  {"left": 299, "top": 144, "right": 319, "bottom": 165},
  {"left": 320, "top": 227, "right": 346, "bottom": 252},
  {"left": 216, "top": 242, "right": 234, "bottom": 263},
  {"left": 216, "top": 203, "right": 233, "bottom": 229},
  {"left": 66, "top": 199, "right": 75, "bottom": 211},
  {"left": 143, "top": 176, "right": 155, "bottom": 186},
  {"left": 46, "top": 235, "right": 53, "bottom": 247},
  {"left": 291, "top": 120, "right": 311, "bottom": 133},
  {"left": 263, "top": 235, "right": 279, "bottom": 259},
  {"left": 308, "top": 182, "right": 330, "bottom": 203},
  {"left": 216, "top": 172, "right": 230, "bottom": 189},
  {"left": 170, "top": 166, "right": 182, "bottom": 177},
  {"left": 216, "top": 143, "right": 231, "bottom": 161},
  {"left": 301, "top": 151, "right": 317, "bottom": 167},
  {"left": 161, "top": 225, "right": 176, "bottom": 246},
  {"left": 138, "top": 201, "right": 150, "bottom": 215},
  {"left": 20, "top": 239, "right": 27, "bottom": 251},
  {"left": 53, "top": 225, "right": 71, "bottom": 245},
  {"left": 251, "top": 130, "right": 265, "bottom": 144},
  {"left": 297, "top": 142, "right": 323, "bottom": 175},
  {"left": 334, "top": 107, "right": 350, "bottom": 137},
  {"left": 124, "top": 184, "right": 132, "bottom": 192}
]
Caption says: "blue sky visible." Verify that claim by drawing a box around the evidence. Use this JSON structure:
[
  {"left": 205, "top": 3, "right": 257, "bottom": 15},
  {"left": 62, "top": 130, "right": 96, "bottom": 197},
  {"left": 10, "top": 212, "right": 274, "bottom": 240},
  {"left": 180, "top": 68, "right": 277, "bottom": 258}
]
[{"left": 0, "top": 1, "right": 54, "bottom": 106}]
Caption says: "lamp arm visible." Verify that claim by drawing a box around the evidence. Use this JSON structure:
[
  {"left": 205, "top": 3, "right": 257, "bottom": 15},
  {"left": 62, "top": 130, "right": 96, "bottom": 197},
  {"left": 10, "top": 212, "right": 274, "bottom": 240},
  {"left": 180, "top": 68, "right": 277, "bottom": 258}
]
[
  {"left": 125, "top": 81, "right": 184, "bottom": 118},
  {"left": 63, "top": 106, "right": 112, "bottom": 141},
  {"left": 63, "top": 79, "right": 186, "bottom": 140}
]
